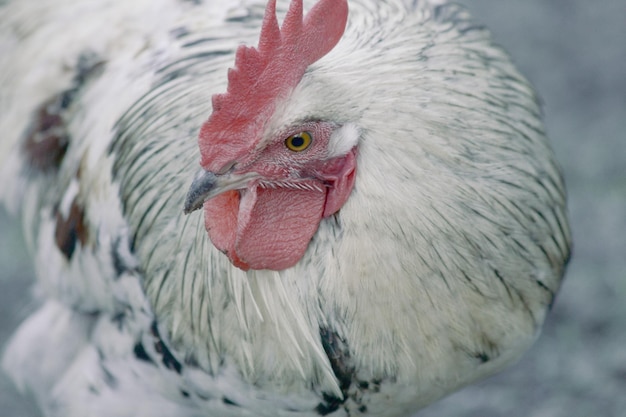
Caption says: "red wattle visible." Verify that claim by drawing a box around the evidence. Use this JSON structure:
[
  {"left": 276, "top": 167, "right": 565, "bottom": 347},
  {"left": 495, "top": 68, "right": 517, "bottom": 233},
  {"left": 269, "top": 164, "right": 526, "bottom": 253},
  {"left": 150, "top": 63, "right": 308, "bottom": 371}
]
[
  {"left": 203, "top": 191, "right": 249, "bottom": 270},
  {"left": 236, "top": 184, "right": 326, "bottom": 270},
  {"left": 204, "top": 184, "right": 326, "bottom": 271}
]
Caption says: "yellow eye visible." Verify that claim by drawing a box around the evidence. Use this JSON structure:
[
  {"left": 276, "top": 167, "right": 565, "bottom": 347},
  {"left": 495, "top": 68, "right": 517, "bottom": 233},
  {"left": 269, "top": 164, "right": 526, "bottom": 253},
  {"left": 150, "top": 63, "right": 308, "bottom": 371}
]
[{"left": 285, "top": 131, "right": 313, "bottom": 152}]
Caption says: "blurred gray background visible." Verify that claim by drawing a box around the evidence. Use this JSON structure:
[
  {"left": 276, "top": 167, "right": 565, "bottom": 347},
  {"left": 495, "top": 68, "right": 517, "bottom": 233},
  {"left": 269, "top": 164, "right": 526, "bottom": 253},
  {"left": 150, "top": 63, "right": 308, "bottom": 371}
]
[{"left": 1, "top": 0, "right": 624, "bottom": 416}]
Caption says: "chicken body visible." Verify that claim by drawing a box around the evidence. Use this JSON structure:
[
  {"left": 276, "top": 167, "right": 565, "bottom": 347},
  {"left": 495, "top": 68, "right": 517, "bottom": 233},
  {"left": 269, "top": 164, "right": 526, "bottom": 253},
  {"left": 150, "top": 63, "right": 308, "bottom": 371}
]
[{"left": 0, "top": 0, "right": 570, "bottom": 416}]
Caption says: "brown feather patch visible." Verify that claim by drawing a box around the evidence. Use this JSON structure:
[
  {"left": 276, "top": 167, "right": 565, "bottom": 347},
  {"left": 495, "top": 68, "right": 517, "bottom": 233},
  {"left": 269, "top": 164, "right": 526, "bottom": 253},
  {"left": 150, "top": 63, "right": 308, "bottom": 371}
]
[
  {"left": 54, "top": 197, "right": 88, "bottom": 260},
  {"left": 22, "top": 53, "right": 105, "bottom": 172},
  {"left": 23, "top": 96, "right": 70, "bottom": 172}
]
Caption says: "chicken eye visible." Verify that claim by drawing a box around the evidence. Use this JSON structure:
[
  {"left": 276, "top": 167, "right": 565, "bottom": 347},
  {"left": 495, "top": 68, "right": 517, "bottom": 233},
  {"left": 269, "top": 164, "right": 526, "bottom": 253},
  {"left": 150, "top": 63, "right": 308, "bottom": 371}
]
[{"left": 285, "top": 131, "right": 313, "bottom": 152}]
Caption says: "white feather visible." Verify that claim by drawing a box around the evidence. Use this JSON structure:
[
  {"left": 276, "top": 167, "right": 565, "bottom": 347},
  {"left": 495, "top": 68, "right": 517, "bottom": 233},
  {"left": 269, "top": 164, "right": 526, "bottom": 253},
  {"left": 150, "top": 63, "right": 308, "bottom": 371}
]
[{"left": 327, "top": 123, "right": 361, "bottom": 159}]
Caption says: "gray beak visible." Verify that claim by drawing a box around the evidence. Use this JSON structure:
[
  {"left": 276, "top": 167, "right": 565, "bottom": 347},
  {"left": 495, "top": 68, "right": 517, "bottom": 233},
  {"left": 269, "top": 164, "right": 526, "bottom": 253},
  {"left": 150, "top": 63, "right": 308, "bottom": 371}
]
[
  {"left": 183, "top": 169, "right": 257, "bottom": 214},
  {"left": 183, "top": 170, "right": 218, "bottom": 214}
]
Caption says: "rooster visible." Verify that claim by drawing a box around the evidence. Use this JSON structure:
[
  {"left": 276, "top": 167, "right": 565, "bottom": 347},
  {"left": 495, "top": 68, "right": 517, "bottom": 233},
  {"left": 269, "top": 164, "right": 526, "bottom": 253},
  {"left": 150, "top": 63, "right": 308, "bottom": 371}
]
[{"left": 0, "top": 0, "right": 570, "bottom": 416}]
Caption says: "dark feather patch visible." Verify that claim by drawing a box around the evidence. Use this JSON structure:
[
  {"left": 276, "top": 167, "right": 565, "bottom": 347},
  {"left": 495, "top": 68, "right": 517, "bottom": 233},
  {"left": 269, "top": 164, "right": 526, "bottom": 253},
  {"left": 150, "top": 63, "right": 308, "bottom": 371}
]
[
  {"left": 315, "top": 392, "right": 342, "bottom": 415},
  {"left": 475, "top": 332, "right": 500, "bottom": 363},
  {"left": 54, "top": 197, "right": 88, "bottom": 260},
  {"left": 23, "top": 96, "right": 70, "bottom": 172},
  {"left": 150, "top": 321, "right": 183, "bottom": 374},
  {"left": 133, "top": 342, "right": 156, "bottom": 365},
  {"left": 22, "top": 53, "right": 104, "bottom": 173},
  {"left": 319, "top": 327, "right": 354, "bottom": 392},
  {"left": 222, "top": 397, "right": 240, "bottom": 406},
  {"left": 316, "top": 327, "right": 355, "bottom": 415}
]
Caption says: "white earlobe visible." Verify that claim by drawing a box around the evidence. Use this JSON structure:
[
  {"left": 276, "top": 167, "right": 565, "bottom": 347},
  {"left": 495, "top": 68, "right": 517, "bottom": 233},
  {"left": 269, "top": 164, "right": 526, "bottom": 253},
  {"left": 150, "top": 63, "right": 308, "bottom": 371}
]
[{"left": 327, "top": 123, "right": 360, "bottom": 158}]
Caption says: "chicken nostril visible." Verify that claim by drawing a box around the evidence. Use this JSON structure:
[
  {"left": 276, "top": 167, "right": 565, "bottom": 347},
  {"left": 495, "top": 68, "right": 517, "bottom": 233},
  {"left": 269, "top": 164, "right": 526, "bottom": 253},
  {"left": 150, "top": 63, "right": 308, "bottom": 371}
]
[{"left": 217, "top": 161, "right": 237, "bottom": 175}]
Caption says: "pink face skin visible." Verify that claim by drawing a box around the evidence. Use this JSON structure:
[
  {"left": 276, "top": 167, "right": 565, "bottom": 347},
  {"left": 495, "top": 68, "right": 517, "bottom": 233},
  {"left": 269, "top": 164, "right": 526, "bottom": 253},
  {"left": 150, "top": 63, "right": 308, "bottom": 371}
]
[{"left": 202, "top": 121, "right": 357, "bottom": 271}]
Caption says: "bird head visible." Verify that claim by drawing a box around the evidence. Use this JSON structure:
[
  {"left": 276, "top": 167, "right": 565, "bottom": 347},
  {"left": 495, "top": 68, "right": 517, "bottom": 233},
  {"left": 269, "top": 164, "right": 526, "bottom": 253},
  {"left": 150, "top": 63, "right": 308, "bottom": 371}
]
[{"left": 184, "top": 0, "right": 355, "bottom": 271}]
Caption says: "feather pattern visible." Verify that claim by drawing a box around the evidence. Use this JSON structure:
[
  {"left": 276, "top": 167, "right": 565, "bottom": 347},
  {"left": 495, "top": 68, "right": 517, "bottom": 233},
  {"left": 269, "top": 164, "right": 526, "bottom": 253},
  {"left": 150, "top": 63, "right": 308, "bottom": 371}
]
[{"left": 0, "top": 0, "right": 570, "bottom": 416}]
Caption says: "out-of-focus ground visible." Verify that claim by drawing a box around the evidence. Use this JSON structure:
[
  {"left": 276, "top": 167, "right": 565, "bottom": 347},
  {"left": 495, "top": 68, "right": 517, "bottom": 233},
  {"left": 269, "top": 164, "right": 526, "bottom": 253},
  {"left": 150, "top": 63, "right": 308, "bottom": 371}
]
[{"left": 1, "top": 0, "right": 625, "bottom": 416}]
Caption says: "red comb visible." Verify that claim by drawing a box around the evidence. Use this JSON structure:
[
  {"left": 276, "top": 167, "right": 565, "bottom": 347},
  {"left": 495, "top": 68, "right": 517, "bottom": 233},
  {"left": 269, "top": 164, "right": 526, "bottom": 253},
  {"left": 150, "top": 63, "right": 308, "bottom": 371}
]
[{"left": 198, "top": 0, "right": 349, "bottom": 171}]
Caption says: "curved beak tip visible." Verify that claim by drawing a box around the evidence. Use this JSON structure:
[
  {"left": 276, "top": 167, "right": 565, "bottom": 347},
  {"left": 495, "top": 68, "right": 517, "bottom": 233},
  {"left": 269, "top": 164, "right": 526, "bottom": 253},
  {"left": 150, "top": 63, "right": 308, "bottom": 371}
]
[{"left": 183, "top": 170, "right": 218, "bottom": 215}]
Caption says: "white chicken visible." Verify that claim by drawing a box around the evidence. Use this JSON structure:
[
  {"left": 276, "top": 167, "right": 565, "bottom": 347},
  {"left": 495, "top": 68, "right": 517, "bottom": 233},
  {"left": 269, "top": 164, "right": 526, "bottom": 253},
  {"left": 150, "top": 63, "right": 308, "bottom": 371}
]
[{"left": 0, "top": 0, "right": 570, "bottom": 416}]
